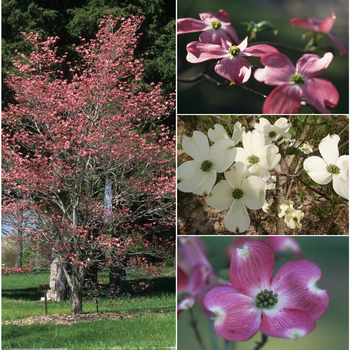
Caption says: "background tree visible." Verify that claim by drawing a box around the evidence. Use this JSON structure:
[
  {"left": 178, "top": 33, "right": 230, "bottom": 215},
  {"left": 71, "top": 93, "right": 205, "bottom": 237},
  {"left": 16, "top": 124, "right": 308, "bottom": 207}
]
[{"left": 2, "top": 15, "right": 175, "bottom": 315}]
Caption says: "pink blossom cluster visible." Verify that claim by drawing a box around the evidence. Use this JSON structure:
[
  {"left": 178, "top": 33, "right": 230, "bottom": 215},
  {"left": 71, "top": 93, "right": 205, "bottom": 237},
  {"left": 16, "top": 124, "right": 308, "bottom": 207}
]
[
  {"left": 178, "top": 10, "right": 345, "bottom": 113},
  {"left": 178, "top": 237, "right": 329, "bottom": 341},
  {"left": 2, "top": 263, "right": 33, "bottom": 275}
]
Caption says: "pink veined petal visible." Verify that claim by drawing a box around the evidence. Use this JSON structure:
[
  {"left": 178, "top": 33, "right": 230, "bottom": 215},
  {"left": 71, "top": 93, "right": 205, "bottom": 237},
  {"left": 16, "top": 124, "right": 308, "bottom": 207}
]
[
  {"left": 189, "top": 263, "right": 213, "bottom": 295},
  {"left": 326, "top": 32, "right": 348, "bottom": 56},
  {"left": 205, "top": 180, "right": 234, "bottom": 210},
  {"left": 271, "top": 260, "right": 330, "bottom": 320},
  {"left": 214, "top": 55, "right": 251, "bottom": 84},
  {"left": 262, "top": 84, "right": 302, "bottom": 114},
  {"left": 303, "top": 156, "right": 332, "bottom": 185},
  {"left": 260, "top": 308, "right": 316, "bottom": 340},
  {"left": 177, "top": 295, "right": 196, "bottom": 316},
  {"left": 254, "top": 52, "right": 295, "bottom": 85},
  {"left": 318, "top": 13, "right": 335, "bottom": 33},
  {"left": 230, "top": 240, "right": 275, "bottom": 297},
  {"left": 224, "top": 199, "right": 251, "bottom": 233},
  {"left": 177, "top": 265, "right": 189, "bottom": 294},
  {"left": 241, "top": 176, "right": 266, "bottom": 210},
  {"left": 186, "top": 41, "right": 227, "bottom": 63},
  {"left": 199, "top": 30, "right": 231, "bottom": 45},
  {"left": 177, "top": 18, "right": 209, "bottom": 34},
  {"left": 208, "top": 10, "right": 231, "bottom": 23},
  {"left": 224, "top": 161, "right": 247, "bottom": 189},
  {"left": 318, "top": 134, "right": 340, "bottom": 165},
  {"left": 203, "top": 284, "right": 261, "bottom": 341},
  {"left": 265, "top": 236, "right": 302, "bottom": 256},
  {"left": 242, "top": 44, "right": 279, "bottom": 57},
  {"left": 296, "top": 52, "right": 333, "bottom": 78},
  {"left": 221, "top": 25, "right": 240, "bottom": 45},
  {"left": 301, "top": 78, "right": 339, "bottom": 114},
  {"left": 290, "top": 17, "right": 317, "bottom": 31}
]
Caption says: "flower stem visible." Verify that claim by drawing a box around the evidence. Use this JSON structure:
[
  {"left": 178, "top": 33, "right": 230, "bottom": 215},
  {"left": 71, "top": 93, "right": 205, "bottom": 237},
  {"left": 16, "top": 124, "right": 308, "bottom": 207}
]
[
  {"left": 189, "top": 308, "right": 208, "bottom": 350},
  {"left": 252, "top": 334, "right": 268, "bottom": 350}
]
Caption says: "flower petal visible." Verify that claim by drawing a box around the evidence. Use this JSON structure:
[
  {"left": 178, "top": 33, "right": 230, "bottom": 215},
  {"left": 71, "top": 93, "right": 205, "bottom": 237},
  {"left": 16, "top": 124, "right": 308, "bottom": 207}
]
[
  {"left": 333, "top": 156, "right": 349, "bottom": 199},
  {"left": 182, "top": 130, "right": 209, "bottom": 162},
  {"left": 296, "top": 52, "right": 333, "bottom": 78},
  {"left": 242, "top": 130, "right": 265, "bottom": 156},
  {"left": 260, "top": 308, "right": 316, "bottom": 340},
  {"left": 318, "top": 12, "right": 335, "bottom": 33},
  {"left": 271, "top": 260, "right": 330, "bottom": 320},
  {"left": 177, "top": 295, "right": 196, "bottom": 316},
  {"left": 262, "top": 84, "right": 302, "bottom": 114},
  {"left": 326, "top": 32, "right": 348, "bottom": 56},
  {"left": 319, "top": 134, "right": 340, "bottom": 165},
  {"left": 254, "top": 53, "right": 295, "bottom": 85},
  {"left": 301, "top": 78, "right": 339, "bottom": 114},
  {"left": 199, "top": 30, "right": 232, "bottom": 45},
  {"left": 205, "top": 180, "right": 234, "bottom": 210},
  {"left": 247, "top": 164, "right": 270, "bottom": 181},
  {"left": 208, "top": 124, "right": 229, "bottom": 142},
  {"left": 214, "top": 56, "right": 251, "bottom": 84},
  {"left": 203, "top": 284, "right": 261, "bottom": 341},
  {"left": 303, "top": 156, "right": 332, "bottom": 185},
  {"left": 258, "top": 144, "right": 281, "bottom": 170},
  {"left": 290, "top": 17, "right": 317, "bottom": 31},
  {"left": 243, "top": 43, "right": 279, "bottom": 57},
  {"left": 230, "top": 240, "right": 274, "bottom": 297},
  {"left": 186, "top": 41, "right": 227, "bottom": 63},
  {"left": 177, "top": 265, "right": 189, "bottom": 294},
  {"left": 241, "top": 176, "right": 266, "bottom": 210},
  {"left": 177, "top": 18, "right": 209, "bottom": 34},
  {"left": 235, "top": 147, "right": 250, "bottom": 167},
  {"left": 189, "top": 263, "right": 213, "bottom": 295},
  {"left": 210, "top": 138, "right": 237, "bottom": 172},
  {"left": 224, "top": 199, "right": 251, "bottom": 233},
  {"left": 224, "top": 161, "right": 247, "bottom": 189}
]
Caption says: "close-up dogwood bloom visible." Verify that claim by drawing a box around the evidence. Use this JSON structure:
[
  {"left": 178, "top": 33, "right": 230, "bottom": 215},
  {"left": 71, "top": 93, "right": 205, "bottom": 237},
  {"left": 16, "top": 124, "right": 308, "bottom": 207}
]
[
  {"left": 291, "top": 11, "right": 348, "bottom": 57},
  {"left": 205, "top": 162, "right": 266, "bottom": 233},
  {"left": 208, "top": 122, "right": 245, "bottom": 146},
  {"left": 284, "top": 209, "right": 305, "bottom": 229},
  {"left": 177, "top": 10, "right": 240, "bottom": 45},
  {"left": 303, "top": 134, "right": 349, "bottom": 200},
  {"left": 254, "top": 52, "right": 339, "bottom": 114},
  {"left": 186, "top": 37, "right": 278, "bottom": 84},
  {"left": 177, "top": 131, "right": 236, "bottom": 196},
  {"left": 235, "top": 130, "right": 281, "bottom": 181},
  {"left": 254, "top": 117, "right": 291, "bottom": 145},
  {"left": 203, "top": 240, "right": 329, "bottom": 341}
]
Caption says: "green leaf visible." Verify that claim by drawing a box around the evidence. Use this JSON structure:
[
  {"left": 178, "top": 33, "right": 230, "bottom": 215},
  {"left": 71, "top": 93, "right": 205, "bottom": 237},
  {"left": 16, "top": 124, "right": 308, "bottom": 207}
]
[{"left": 285, "top": 146, "right": 299, "bottom": 155}]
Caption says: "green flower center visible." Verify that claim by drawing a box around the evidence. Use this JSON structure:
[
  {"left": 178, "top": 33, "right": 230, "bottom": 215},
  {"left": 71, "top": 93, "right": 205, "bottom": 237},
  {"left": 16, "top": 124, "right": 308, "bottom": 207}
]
[
  {"left": 291, "top": 73, "right": 305, "bottom": 85},
  {"left": 200, "top": 160, "right": 213, "bottom": 172},
  {"left": 211, "top": 19, "right": 222, "bottom": 30},
  {"left": 328, "top": 164, "right": 340, "bottom": 175},
  {"left": 293, "top": 217, "right": 298, "bottom": 222},
  {"left": 228, "top": 45, "right": 241, "bottom": 56},
  {"left": 232, "top": 188, "right": 244, "bottom": 199},
  {"left": 255, "top": 289, "right": 278, "bottom": 309},
  {"left": 269, "top": 131, "right": 277, "bottom": 138},
  {"left": 248, "top": 155, "right": 260, "bottom": 164}
]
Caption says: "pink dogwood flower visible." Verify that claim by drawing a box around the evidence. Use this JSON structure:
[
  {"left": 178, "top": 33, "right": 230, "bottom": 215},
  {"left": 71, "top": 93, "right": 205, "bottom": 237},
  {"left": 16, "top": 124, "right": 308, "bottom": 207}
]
[
  {"left": 186, "top": 37, "right": 278, "bottom": 84},
  {"left": 291, "top": 11, "right": 347, "bottom": 57},
  {"left": 204, "top": 240, "right": 329, "bottom": 341},
  {"left": 254, "top": 52, "right": 339, "bottom": 114},
  {"left": 177, "top": 10, "right": 240, "bottom": 45}
]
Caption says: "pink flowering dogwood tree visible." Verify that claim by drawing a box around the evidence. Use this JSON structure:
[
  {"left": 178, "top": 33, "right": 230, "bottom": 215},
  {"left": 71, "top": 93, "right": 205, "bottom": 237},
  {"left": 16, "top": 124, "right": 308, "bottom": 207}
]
[{"left": 2, "top": 15, "right": 175, "bottom": 315}]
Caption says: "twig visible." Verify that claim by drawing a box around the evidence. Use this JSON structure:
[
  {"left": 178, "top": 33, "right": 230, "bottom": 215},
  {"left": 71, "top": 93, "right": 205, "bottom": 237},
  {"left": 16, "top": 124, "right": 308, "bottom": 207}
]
[
  {"left": 189, "top": 309, "right": 208, "bottom": 350},
  {"left": 252, "top": 334, "right": 268, "bottom": 350}
]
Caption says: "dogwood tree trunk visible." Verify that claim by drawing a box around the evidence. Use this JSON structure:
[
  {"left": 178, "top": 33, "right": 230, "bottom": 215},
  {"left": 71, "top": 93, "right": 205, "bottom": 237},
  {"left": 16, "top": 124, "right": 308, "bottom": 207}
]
[{"left": 47, "top": 256, "right": 70, "bottom": 301}]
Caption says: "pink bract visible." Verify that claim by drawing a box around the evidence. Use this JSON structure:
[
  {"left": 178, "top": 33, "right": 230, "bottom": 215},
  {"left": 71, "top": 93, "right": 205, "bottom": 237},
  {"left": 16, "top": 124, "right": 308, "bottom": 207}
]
[
  {"left": 186, "top": 37, "right": 278, "bottom": 84},
  {"left": 254, "top": 52, "right": 339, "bottom": 114},
  {"left": 291, "top": 11, "right": 347, "bottom": 56},
  {"left": 177, "top": 10, "right": 240, "bottom": 45},
  {"left": 203, "top": 240, "right": 329, "bottom": 341}
]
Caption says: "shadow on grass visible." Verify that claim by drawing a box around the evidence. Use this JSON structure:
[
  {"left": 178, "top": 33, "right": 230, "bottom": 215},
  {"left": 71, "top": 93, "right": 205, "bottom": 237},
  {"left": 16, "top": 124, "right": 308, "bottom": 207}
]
[{"left": 2, "top": 287, "right": 44, "bottom": 301}]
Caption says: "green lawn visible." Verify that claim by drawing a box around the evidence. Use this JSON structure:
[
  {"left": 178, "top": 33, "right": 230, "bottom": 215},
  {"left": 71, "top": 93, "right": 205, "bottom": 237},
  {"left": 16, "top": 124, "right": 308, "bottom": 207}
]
[{"left": 2, "top": 269, "right": 176, "bottom": 349}]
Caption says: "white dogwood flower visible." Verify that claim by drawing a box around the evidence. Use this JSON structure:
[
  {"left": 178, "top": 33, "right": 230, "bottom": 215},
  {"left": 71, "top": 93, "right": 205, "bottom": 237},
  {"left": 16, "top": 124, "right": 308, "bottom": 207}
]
[
  {"left": 177, "top": 131, "right": 236, "bottom": 196},
  {"left": 254, "top": 117, "right": 291, "bottom": 145},
  {"left": 205, "top": 162, "right": 266, "bottom": 233},
  {"left": 299, "top": 142, "right": 313, "bottom": 154},
  {"left": 303, "top": 134, "right": 349, "bottom": 200},
  {"left": 235, "top": 130, "right": 281, "bottom": 181},
  {"left": 208, "top": 121, "right": 245, "bottom": 146},
  {"left": 284, "top": 209, "right": 304, "bottom": 229}
]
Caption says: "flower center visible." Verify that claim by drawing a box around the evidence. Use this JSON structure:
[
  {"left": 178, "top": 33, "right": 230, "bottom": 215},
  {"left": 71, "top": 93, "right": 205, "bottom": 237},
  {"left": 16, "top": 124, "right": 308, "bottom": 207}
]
[
  {"left": 232, "top": 188, "right": 244, "bottom": 199},
  {"left": 327, "top": 164, "right": 340, "bottom": 175},
  {"left": 211, "top": 19, "right": 222, "bottom": 30},
  {"left": 248, "top": 155, "right": 260, "bottom": 164},
  {"left": 293, "top": 217, "right": 298, "bottom": 222},
  {"left": 200, "top": 160, "right": 213, "bottom": 172},
  {"left": 255, "top": 289, "right": 278, "bottom": 309},
  {"left": 291, "top": 73, "right": 305, "bottom": 85},
  {"left": 228, "top": 45, "right": 241, "bottom": 56},
  {"left": 269, "top": 131, "right": 277, "bottom": 138}
]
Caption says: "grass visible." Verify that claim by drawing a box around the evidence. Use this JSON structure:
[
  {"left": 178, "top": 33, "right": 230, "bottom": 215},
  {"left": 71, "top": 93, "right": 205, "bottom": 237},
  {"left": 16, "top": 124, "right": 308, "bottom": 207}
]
[{"left": 2, "top": 269, "right": 176, "bottom": 349}]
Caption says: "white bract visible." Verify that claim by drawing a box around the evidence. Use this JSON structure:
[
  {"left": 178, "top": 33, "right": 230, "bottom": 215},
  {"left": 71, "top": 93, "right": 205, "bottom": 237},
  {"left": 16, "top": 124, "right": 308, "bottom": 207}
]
[
  {"left": 303, "top": 134, "right": 349, "bottom": 200},
  {"left": 285, "top": 209, "right": 304, "bottom": 229},
  {"left": 278, "top": 200, "right": 295, "bottom": 218},
  {"left": 177, "top": 131, "right": 236, "bottom": 196},
  {"left": 262, "top": 198, "right": 273, "bottom": 213},
  {"left": 235, "top": 130, "right": 281, "bottom": 181},
  {"left": 254, "top": 117, "right": 291, "bottom": 145},
  {"left": 208, "top": 122, "right": 245, "bottom": 145},
  {"left": 205, "top": 162, "right": 266, "bottom": 233},
  {"left": 299, "top": 142, "right": 313, "bottom": 154}
]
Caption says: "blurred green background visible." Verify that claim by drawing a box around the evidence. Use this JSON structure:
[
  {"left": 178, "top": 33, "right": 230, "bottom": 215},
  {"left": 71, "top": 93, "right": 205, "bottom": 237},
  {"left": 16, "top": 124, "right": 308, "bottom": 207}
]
[
  {"left": 177, "top": 0, "right": 349, "bottom": 114},
  {"left": 177, "top": 236, "right": 349, "bottom": 350}
]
